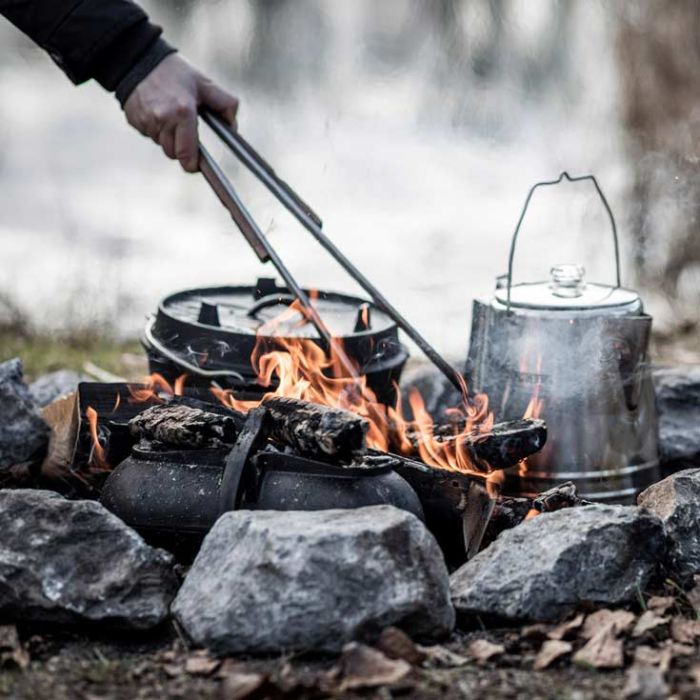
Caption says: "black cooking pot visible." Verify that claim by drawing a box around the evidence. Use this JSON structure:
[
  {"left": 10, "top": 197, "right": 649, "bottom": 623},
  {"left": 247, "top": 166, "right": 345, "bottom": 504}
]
[
  {"left": 143, "top": 278, "right": 409, "bottom": 406},
  {"left": 100, "top": 443, "right": 423, "bottom": 559}
]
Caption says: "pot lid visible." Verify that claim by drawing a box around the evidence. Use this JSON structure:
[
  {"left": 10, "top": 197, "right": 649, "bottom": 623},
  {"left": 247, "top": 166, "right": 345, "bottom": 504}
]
[
  {"left": 494, "top": 264, "right": 642, "bottom": 311},
  {"left": 159, "top": 279, "right": 395, "bottom": 338}
]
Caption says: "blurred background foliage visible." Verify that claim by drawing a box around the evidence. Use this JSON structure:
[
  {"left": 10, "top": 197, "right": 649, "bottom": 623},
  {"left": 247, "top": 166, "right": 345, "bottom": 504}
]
[{"left": 0, "top": 0, "right": 698, "bottom": 367}]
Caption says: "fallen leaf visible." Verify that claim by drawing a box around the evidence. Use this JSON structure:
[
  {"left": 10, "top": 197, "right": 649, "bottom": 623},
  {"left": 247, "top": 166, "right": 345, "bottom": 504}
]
[
  {"left": 216, "top": 658, "right": 249, "bottom": 679},
  {"left": 467, "top": 639, "right": 505, "bottom": 665},
  {"left": 573, "top": 627, "right": 624, "bottom": 669},
  {"left": 376, "top": 627, "right": 426, "bottom": 665},
  {"left": 162, "top": 663, "right": 182, "bottom": 678},
  {"left": 647, "top": 596, "right": 675, "bottom": 615},
  {"left": 417, "top": 644, "right": 469, "bottom": 669},
  {"left": 690, "top": 663, "right": 700, "bottom": 686},
  {"left": 521, "top": 623, "right": 549, "bottom": 640},
  {"left": 634, "top": 641, "right": 694, "bottom": 674},
  {"left": 686, "top": 582, "right": 700, "bottom": 615},
  {"left": 184, "top": 652, "right": 220, "bottom": 676},
  {"left": 220, "top": 671, "right": 268, "bottom": 700},
  {"left": 0, "top": 625, "right": 29, "bottom": 670},
  {"left": 622, "top": 663, "right": 668, "bottom": 700},
  {"left": 670, "top": 616, "right": 700, "bottom": 645},
  {"left": 548, "top": 613, "right": 585, "bottom": 641},
  {"left": 331, "top": 643, "right": 411, "bottom": 692},
  {"left": 533, "top": 640, "right": 573, "bottom": 670},
  {"left": 580, "top": 609, "right": 636, "bottom": 640},
  {"left": 632, "top": 610, "right": 669, "bottom": 637}
]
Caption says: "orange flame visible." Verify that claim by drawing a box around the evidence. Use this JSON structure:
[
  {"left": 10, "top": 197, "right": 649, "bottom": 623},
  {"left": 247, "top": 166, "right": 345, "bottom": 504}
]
[
  {"left": 520, "top": 353, "right": 543, "bottom": 477},
  {"left": 128, "top": 372, "right": 186, "bottom": 404},
  {"left": 211, "top": 299, "right": 495, "bottom": 476},
  {"left": 85, "top": 406, "right": 110, "bottom": 471}
]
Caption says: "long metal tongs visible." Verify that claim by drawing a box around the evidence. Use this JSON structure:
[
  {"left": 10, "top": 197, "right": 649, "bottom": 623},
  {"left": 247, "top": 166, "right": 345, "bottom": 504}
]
[{"left": 198, "top": 109, "right": 467, "bottom": 401}]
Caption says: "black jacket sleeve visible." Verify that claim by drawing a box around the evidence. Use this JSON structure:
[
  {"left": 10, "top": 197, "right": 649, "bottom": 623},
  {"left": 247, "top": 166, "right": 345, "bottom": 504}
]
[{"left": 0, "top": 0, "right": 176, "bottom": 103}]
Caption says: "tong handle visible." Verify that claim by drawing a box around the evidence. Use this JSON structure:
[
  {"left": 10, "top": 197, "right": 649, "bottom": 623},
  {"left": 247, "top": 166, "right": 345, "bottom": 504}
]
[
  {"left": 200, "top": 109, "right": 323, "bottom": 230},
  {"left": 199, "top": 145, "right": 270, "bottom": 262}
]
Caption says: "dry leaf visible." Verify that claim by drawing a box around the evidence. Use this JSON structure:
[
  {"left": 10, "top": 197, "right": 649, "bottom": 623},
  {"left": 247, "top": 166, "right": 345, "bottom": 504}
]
[
  {"left": 162, "top": 663, "right": 182, "bottom": 678},
  {"left": 184, "top": 652, "right": 220, "bottom": 676},
  {"left": 686, "top": 582, "right": 700, "bottom": 615},
  {"left": 521, "top": 623, "right": 549, "bottom": 640},
  {"left": 670, "top": 616, "right": 700, "bottom": 645},
  {"left": 690, "top": 663, "right": 700, "bottom": 686},
  {"left": 573, "top": 627, "right": 624, "bottom": 669},
  {"left": 635, "top": 641, "right": 693, "bottom": 674},
  {"left": 417, "top": 644, "right": 469, "bottom": 669},
  {"left": 647, "top": 596, "right": 675, "bottom": 615},
  {"left": 622, "top": 663, "right": 668, "bottom": 700},
  {"left": 377, "top": 627, "right": 426, "bottom": 665},
  {"left": 548, "top": 613, "right": 585, "bottom": 641},
  {"left": 331, "top": 643, "right": 411, "bottom": 692},
  {"left": 632, "top": 610, "right": 669, "bottom": 637},
  {"left": 220, "top": 671, "right": 267, "bottom": 700},
  {"left": 467, "top": 639, "right": 505, "bottom": 665},
  {"left": 533, "top": 640, "right": 573, "bottom": 671},
  {"left": 0, "top": 625, "right": 29, "bottom": 670},
  {"left": 580, "top": 609, "right": 636, "bottom": 640}
]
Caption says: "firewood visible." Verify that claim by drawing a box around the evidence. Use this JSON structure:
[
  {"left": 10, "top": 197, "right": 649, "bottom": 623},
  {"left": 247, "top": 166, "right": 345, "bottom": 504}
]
[
  {"left": 129, "top": 404, "right": 240, "bottom": 449},
  {"left": 261, "top": 396, "right": 368, "bottom": 461},
  {"left": 406, "top": 418, "right": 547, "bottom": 471}
]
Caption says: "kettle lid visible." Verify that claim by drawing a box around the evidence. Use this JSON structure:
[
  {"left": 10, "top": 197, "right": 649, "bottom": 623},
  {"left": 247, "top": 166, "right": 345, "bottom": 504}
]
[{"left": 494, "top": 264, "right": 642, "bottom": 311}]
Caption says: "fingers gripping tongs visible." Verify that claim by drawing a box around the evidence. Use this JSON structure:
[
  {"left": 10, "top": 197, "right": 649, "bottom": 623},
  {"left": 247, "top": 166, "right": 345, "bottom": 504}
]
[{"left": 197, "top": 109, "right": 468, "bottom": 400}]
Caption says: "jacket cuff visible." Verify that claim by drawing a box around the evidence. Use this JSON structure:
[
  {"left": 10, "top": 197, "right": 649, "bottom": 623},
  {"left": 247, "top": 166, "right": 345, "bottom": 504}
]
[{"left": 114, "top": 38, "right": 177, "bottom": 106}]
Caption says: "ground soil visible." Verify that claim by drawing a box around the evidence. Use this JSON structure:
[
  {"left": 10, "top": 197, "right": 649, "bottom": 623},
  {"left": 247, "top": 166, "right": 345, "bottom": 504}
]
[{"left": 0, "top": 625, "right": 635, "bottom": 700}]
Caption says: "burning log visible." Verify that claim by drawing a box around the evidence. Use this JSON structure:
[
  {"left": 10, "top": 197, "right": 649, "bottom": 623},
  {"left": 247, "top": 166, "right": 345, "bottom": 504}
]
[
  {"left": 462, "top": 418, "right": 546, "bottom": 470},
  {"left": 129, "top": 404, "right": 240, "bottom": 449},
  {"left": 124, "top": 396, "right": 368, "bottom": 462},
  {"left": 409, "top": 418, "right": 547, "bottom": 472},
  {"left": 261, "top": 396, "right": 368, "bottom": 461}
]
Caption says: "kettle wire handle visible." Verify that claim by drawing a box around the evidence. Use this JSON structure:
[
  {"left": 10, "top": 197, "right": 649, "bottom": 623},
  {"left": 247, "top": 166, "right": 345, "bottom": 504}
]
[{"left": 505, "top": 171, "right": 621, "bottom": 314}]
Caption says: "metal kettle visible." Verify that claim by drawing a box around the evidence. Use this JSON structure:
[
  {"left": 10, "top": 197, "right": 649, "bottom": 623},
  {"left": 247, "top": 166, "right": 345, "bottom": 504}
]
[{"left": 466, "top": 173, "right": 659, "bottom": 504}]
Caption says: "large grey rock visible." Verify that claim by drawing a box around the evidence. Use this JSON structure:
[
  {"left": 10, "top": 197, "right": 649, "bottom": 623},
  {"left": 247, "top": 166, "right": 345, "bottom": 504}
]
[
  {"left": 30, "top": 370, "right": 88, "bottom": 407},
  {"left": 653, "top": 366, "right": 700, "bottom": 468},
  {"left": 638, "top": 468, "right": 700, "bottom": 584},
  {"left": 0, "top": 358, "right": 50, "bottom": 470},
  {"left": 0, "top": 489, "right": 178, "bottom": 629},
  {"left": 450, "top": 505, "right": 665, "bottom": 623},
  {"left": 173, "top": 506, "right": 455, "bottom": 654}
]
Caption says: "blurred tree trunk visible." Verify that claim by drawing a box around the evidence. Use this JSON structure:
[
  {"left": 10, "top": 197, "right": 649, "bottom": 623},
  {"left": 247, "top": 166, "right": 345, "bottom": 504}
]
[{"left": 617, "top": 2, "right": 700, "bottom": 302}]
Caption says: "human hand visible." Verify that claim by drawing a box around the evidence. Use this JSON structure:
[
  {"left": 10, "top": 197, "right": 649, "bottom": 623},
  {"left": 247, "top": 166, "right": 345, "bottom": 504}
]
[{"left": 124, "top": 54, "right": 238, "bottom": 172}]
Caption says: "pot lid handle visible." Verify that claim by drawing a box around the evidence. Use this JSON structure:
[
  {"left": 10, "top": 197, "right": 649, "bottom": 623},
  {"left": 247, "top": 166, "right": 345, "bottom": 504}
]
[{"left": 505, "top": 172, "right": 621, "bottom": 314}]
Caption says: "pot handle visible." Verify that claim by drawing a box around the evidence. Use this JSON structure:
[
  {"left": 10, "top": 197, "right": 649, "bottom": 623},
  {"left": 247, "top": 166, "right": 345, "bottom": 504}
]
[{"left": 505, "top": 171, "right": 621, "bottom": 314}]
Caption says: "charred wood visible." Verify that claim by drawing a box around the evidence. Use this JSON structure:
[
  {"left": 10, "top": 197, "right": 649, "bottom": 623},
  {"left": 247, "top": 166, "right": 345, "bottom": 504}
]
[
  {"left": 482, "top": 481, "right": 590, "bottom": 547},
  {"left": 533, "top": 480, "right": 588, "bottom": 513},
  {"left": 129, "top": 404, "right": 240, "bottom": 449},
  {"left": 406, "top": 418, "right": 547, "bottom": 471},
  {"left": 261, "top": 396, "right": 368, "bottom": 461}
]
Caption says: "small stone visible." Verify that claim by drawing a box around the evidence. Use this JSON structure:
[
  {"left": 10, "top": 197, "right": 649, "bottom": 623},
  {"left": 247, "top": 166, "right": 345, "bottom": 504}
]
[
  {"left": 638, "top": 468, "right": 700, "bottom": 583},
  {"left": 173, "top": 506, "right": 454, "bottom": 654},
  {"left": 450, "top": 505, "right": 665, "bottom": 622},
  {"left": 0, "top": 358, "right": 50, "bottom": 470},
  {"left": 0, "top": 489, "right": 177, "bottom": 629}
]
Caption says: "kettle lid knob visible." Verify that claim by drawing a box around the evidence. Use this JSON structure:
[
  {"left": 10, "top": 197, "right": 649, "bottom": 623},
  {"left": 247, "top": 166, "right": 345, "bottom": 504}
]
[{"left": 550, "top": 264, "right": 586, "bottom": 298}]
